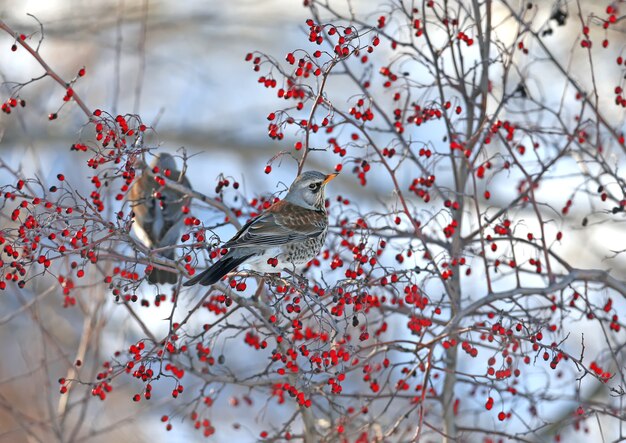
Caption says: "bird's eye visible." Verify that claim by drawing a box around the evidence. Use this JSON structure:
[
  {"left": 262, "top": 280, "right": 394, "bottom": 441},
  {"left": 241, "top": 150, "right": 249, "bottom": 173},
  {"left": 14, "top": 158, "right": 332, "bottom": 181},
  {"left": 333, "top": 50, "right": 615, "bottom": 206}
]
[{"left": 308, "top": 183, "right": 319, "bottom": 190}]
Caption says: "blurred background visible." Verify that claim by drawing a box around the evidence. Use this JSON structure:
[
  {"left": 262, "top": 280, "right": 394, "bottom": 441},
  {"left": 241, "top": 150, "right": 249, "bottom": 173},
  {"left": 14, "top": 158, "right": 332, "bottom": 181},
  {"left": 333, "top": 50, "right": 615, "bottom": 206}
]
[
  {"left": 1, "top": 0, "right": 626, "bottom": 442},
  {"left": 0, "top": 0, "right": 313, "bottom": 183}
]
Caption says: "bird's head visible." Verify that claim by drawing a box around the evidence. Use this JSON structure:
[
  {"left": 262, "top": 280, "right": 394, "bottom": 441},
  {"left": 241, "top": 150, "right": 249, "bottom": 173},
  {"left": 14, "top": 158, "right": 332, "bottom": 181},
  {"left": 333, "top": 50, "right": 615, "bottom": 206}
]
[
  {"left": 150, "top": 153, "right": 178, "bottom": 172},
  {"left": 285, "top": 170, "right": 338, "bottom": 210}
]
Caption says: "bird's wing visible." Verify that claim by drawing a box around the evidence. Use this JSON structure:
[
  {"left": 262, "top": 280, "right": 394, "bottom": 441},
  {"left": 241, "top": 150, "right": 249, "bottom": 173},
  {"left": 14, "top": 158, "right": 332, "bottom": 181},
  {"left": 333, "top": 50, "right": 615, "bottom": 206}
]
[
  {"left": 223, "top": 200, "right": 326, "bottom": 249},
  {"left": 128, "top": 174, "right": 158, "bottom": 245},
  {"left": 156, "top": 174, "right": 191, "bottom": 246},
  {"left": 128, "top": 170, "right": 190, "bottom": 247}
]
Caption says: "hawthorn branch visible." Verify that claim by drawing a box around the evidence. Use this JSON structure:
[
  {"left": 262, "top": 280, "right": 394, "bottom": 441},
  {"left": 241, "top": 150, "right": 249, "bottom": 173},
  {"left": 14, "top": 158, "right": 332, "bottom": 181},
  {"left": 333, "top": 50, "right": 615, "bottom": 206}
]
[
  {"left": 0, "top": 19, "right": 93, "bottom": 120},
  {"left": 451, "top": 268, "right": 626, "bottom": 326},
  {"left": 500, "top": 1, "right": 626, "bottom": 153}
]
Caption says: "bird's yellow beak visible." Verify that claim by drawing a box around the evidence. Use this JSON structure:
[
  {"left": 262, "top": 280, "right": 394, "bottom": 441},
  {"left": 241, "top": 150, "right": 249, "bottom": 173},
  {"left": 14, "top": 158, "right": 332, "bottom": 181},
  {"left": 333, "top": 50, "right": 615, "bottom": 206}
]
[{"left": 323, "top": 173, "right": 338, "bottom": 184}]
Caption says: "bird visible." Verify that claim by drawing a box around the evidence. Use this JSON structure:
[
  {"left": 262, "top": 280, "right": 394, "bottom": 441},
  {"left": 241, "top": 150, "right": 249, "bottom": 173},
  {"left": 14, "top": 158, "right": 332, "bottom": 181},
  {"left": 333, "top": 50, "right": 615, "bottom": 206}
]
[
  {"left": 183, "top": 170, "right": 337, "bottom": 287},
  {"left": 128, "top": 153, "right": 191, "bottom": 284}
]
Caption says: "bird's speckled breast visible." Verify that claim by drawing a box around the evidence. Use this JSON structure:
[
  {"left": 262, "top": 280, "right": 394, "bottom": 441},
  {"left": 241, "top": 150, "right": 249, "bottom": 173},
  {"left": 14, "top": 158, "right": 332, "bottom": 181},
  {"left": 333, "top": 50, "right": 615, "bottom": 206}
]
[{"left": 284, "top": 227, "right": 328, "bottom": 264}]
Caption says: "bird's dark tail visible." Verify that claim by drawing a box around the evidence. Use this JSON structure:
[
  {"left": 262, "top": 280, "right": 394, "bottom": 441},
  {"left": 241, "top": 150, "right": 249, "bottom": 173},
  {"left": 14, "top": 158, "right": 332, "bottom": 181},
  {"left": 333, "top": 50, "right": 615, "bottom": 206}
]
[
  {"left": 183, "top": 254, "right": 252, "bottom": 287},
  {"left": 147, "top": 250, "right": 178, "bottom": 285}
]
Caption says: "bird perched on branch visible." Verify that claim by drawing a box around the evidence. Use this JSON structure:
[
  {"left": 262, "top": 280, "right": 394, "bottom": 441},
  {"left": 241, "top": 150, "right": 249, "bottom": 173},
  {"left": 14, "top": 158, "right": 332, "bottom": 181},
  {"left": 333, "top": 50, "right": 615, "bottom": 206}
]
[
  {"left": 128, "top": 153, "right": 191, "bottom": 284},
  {"left": 183, "top": 170, "right": 337, "bottom": 287}
]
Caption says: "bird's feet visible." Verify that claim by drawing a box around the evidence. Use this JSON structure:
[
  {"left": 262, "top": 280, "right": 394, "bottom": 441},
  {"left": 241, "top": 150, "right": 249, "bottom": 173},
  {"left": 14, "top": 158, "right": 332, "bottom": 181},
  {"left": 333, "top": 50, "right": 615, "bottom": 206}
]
[{"left": 280, "top": 268, "right": 309, "bottom": 288}]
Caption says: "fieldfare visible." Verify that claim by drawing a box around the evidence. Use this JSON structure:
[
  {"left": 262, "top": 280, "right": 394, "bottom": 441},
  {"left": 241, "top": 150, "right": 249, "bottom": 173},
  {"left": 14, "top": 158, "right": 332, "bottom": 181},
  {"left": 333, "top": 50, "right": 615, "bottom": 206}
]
[
  {"left": 128, "top": 153, "right": 191, "bottom": 284},
  {"left": 183, "top": 170, "right": 337, "bottom": 287}
]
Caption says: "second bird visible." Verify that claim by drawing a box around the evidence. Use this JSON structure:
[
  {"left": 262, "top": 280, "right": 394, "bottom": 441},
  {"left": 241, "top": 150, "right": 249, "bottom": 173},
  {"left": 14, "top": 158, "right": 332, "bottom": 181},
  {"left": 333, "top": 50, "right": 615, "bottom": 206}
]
[
  {"left": 183, "top": 170, "right": 337, "bottom": 287},
  {"left": 129, "top": 153, "right": 191, "bottom": 284}
]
